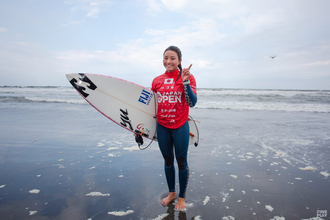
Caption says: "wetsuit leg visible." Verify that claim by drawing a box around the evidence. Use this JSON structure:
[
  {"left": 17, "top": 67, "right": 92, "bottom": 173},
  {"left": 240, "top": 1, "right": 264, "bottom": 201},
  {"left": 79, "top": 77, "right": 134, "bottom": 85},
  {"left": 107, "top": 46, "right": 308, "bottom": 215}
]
[
  {"left": 157, "top": 122, "right": 175, "bottom": 193},
  {"left": 173, "top": 120, "right": 190, "bottom": 198}
]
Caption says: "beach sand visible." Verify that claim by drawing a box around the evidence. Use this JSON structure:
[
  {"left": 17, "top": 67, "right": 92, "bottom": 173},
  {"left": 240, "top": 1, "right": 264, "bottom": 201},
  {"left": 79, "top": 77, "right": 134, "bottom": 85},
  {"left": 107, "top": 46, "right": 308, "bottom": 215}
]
[{"left": 1, "top": 102, "right": 329, "bottom": 219}]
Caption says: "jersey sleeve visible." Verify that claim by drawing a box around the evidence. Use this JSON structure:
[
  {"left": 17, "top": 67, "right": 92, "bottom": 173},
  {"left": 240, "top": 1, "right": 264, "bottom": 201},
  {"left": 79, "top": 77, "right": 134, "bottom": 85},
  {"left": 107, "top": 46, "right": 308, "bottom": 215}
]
[
  {"left": 189, "top": 74, "right": 197, "bottom": 94},
  {"left": 151, "top": 78, "right": 157, "bottom": 92}
]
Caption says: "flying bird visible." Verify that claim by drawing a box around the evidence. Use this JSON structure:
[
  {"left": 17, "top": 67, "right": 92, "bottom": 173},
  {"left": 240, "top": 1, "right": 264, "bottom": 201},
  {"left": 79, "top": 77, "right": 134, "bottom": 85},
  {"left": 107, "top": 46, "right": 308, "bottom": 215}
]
[{"left": 270, "top": 56, "right": 276, "bottom": 59}]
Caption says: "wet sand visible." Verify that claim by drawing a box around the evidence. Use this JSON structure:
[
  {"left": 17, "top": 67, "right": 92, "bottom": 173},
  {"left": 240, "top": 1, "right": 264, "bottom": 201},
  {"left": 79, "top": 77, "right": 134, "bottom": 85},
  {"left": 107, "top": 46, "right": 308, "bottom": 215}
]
[{"left": 1, "top": 103, "right": 330, "bottom": 220}]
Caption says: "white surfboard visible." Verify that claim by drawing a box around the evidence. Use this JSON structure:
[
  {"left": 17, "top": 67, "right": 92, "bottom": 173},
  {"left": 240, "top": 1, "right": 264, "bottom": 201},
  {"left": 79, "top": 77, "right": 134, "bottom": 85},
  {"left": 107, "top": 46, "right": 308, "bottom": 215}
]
[{"left": 66, "top": 73, "right": 199, "bottom": 146}]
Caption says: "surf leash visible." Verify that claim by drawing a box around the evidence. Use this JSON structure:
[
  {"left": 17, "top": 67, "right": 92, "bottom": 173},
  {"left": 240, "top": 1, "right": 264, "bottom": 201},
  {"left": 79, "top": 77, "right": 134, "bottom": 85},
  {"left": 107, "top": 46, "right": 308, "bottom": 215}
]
[{"left": 189, "top": 115, "right": 199, "bottom": 147}]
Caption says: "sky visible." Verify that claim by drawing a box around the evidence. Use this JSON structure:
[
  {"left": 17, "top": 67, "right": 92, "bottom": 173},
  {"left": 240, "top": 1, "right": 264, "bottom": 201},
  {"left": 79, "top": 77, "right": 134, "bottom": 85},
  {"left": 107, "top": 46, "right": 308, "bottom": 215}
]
[{"left": 0, "top": 0, "right": 329, "bottom": 89}]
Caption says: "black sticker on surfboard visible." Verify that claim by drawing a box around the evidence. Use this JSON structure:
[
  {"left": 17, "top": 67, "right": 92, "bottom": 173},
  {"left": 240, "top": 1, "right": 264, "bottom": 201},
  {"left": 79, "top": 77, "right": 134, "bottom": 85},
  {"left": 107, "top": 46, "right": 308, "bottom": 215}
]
[
  {"left": 120, "top": 108, "right": 133, "bottom": 131},
  {"left": 69, "top": 73, "right": 97, "bottom": 98}
]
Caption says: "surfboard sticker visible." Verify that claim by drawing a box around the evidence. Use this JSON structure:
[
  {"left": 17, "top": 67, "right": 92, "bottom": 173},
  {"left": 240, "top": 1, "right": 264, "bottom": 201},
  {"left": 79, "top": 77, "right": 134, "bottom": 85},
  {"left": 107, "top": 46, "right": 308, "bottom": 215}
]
[{"left": 66, "top": 73, "right": 199, "bottom": 146}]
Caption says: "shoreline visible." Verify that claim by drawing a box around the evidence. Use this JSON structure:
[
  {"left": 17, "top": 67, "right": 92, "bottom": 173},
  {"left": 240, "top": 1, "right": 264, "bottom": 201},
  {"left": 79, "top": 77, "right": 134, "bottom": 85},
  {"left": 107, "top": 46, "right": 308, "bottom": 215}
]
[{"left": 1, "top": 105, "right": 329, "bottom": 219}]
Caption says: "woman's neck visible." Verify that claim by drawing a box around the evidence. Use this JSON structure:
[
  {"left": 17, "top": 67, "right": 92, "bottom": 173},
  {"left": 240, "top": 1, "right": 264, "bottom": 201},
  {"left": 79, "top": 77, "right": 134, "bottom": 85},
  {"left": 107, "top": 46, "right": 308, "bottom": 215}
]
[{"left": 165, "top": 68, "right": 179, "bottom": 74}]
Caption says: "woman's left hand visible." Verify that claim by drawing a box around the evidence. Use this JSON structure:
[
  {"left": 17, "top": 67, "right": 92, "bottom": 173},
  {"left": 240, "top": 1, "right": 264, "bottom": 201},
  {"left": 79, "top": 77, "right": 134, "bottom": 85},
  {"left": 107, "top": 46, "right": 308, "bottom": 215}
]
[{"left": 182, "top": 64, "right": 192, "bottom": 81}]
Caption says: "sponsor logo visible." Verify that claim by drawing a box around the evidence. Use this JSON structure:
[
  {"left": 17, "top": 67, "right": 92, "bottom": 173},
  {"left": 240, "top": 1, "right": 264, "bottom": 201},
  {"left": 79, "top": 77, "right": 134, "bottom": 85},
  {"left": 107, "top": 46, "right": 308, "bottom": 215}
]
[
  {"left": 138, "top": 89, "right": 153, "bottom": 105},
  {"left": 164, "top": 78, "right": 174, "bottom": 84},
  {"left": 119, "top": 109, "right": 133, "bottom": 131},
  {"left": 157, "top": 91, "right": 182, "bottom": 104},
  {"left": 135, "top": 123, "right": 150, "bottom": 138},
  {"left": 317, "top": 210, "right": 327, "bottom": 218},
  {"left": 69, "top": 73, "right": 97, "bottom": 98}
]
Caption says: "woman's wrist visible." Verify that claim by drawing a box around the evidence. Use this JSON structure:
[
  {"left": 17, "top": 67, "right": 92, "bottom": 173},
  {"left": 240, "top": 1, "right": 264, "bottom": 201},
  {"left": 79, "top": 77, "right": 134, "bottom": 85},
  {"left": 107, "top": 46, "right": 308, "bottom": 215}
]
[{"left": 183, "top": 79, "right": 190, "bottom": 85}]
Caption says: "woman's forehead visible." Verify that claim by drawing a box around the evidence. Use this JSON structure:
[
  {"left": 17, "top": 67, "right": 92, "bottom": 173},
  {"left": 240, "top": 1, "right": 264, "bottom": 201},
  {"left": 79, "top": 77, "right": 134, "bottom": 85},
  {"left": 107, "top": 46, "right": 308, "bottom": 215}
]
[{"left": 164, "top": 50, "right": 178, "bottom": 57}]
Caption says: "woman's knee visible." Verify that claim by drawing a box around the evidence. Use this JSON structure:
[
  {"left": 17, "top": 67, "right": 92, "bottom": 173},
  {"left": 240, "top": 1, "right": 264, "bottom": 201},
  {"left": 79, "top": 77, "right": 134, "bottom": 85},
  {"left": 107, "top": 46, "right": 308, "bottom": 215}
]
[
  {"left": 176, "top": 157, "right": 187, "bottom": 170},
  {"left": 163, "top": 155, "right": 174, "bottom": 167}
]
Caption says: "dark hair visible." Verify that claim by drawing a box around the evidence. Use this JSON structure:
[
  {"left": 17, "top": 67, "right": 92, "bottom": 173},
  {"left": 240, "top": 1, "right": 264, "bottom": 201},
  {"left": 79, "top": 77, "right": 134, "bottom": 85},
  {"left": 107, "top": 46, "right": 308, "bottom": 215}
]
[{"left": 164, "top": 46, "right": 182, "bottom": 82}]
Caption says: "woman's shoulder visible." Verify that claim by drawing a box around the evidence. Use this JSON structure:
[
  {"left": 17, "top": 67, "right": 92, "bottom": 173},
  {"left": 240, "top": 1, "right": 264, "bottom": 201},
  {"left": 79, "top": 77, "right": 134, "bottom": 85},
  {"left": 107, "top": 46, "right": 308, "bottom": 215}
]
[
  {"left": 152, "top": 73, "right": 166, "bottom": 84},
  {"left": 152, "top": 73, "right": 166, "bottom": 91}
]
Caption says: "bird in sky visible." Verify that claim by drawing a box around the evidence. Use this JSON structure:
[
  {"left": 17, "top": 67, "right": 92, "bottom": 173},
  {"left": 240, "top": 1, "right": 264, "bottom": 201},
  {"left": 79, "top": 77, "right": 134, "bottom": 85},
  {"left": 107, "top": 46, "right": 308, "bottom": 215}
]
[{"left": 270, "top": 56, "right": 276, "bottom": 59}]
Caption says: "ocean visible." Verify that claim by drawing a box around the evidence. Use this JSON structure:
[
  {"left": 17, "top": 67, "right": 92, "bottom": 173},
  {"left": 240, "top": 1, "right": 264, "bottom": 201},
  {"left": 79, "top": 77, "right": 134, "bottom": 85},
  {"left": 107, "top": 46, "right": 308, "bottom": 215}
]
[
  {"left": 0, "top": 86, "right": 329, "bottom": 220},
  {"left": 2, "top": 86, "right": 330, "bottom": 112}
]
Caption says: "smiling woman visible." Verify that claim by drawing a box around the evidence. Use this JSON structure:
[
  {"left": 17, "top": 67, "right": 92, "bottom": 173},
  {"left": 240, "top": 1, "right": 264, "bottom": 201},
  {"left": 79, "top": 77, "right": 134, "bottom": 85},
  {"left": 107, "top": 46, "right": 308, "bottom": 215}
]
[
  {"left": 151, "top": 45, "right": 197, "bottom": 211},
  {"left": 163, "top": 50, "right": 181, "bottom": 73}
]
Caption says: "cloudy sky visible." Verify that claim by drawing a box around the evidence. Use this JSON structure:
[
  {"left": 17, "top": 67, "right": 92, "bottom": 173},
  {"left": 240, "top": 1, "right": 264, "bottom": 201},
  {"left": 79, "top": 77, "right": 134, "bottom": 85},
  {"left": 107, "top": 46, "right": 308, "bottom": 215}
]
[{"left": 0, "top": 0, "right": 329, "bottom": 89}]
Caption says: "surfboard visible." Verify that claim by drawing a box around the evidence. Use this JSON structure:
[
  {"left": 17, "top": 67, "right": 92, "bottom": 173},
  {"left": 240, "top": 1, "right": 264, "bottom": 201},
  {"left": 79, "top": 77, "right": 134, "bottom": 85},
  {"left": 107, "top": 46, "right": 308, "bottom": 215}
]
[{"left": 66, "top": 73, "right": 199, "bottom": 146}]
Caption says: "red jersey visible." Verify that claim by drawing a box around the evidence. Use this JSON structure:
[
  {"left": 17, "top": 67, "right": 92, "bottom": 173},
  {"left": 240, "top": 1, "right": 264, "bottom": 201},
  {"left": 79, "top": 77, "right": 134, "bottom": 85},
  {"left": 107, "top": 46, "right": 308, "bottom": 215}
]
[{"left": 151, "top": 69, "right": 197, "bottom": 129}]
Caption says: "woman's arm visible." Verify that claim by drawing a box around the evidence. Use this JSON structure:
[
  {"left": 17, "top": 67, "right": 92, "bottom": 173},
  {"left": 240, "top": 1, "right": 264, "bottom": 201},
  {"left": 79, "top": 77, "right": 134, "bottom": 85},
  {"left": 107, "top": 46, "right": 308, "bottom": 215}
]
[
  {"left": 181, "top": 64, "right": 197, "bottom": 107},
  {"left": 183, "top": 82, "right": 197, "bottom": 107}
]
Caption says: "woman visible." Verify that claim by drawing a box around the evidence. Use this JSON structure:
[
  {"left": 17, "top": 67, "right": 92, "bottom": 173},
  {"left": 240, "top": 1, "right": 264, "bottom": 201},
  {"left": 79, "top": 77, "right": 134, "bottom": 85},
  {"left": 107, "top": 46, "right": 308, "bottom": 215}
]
[{"left": 151, "top": 46, "right": 197, "bottom": 210}]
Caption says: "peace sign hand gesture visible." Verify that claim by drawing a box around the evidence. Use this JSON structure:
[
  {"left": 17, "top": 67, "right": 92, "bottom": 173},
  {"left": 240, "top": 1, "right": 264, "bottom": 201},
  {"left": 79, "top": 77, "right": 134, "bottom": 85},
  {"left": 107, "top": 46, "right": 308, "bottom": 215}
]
[{"left": 182, "top": 64, "right": 192, "bottom": 81}]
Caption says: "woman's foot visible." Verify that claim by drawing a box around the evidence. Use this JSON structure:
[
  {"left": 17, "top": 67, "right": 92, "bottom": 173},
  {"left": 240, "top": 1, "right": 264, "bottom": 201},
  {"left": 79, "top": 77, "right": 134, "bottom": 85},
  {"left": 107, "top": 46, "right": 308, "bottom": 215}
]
[
  {"left": 161, "top": 192, "right": 176, "bottom": 206},
  {"left": 175, "top": 197, "right": 186, "bottom": 211}
]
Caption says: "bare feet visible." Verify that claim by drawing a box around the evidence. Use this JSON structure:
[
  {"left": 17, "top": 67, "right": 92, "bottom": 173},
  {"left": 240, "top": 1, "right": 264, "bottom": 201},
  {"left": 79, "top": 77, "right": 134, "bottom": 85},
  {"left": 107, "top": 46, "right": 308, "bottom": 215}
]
[
  {"left": 161, "top": 192, "right": 176, "bottom": 206},
  {"left": 175, "top": 197, "right": 186, "bottom": 211}
]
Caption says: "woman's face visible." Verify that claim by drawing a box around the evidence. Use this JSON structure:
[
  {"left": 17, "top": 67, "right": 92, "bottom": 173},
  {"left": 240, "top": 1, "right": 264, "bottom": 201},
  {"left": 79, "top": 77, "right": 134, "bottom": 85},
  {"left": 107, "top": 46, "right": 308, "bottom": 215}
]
[{"left": 163, "top": 50, "right": 181, "bottom": 72}]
